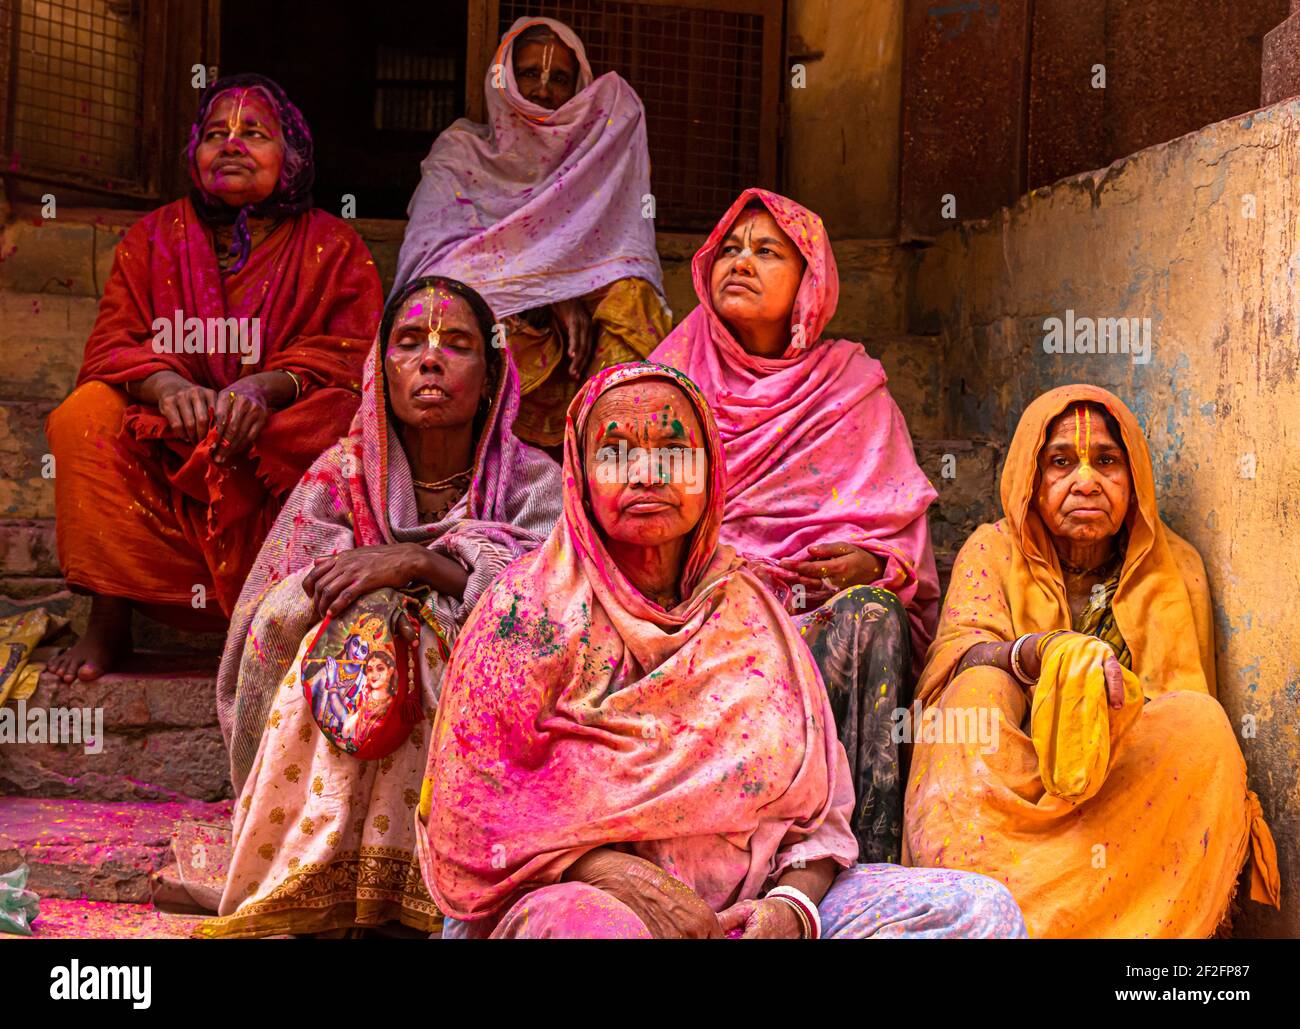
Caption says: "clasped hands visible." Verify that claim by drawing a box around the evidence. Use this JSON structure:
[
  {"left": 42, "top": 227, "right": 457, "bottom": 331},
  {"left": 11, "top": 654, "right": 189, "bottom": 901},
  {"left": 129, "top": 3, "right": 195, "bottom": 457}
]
[
  {"left": 760, "top": 542, "right": 885, "bottom": 606},
  {"left": 565, "top": 849, "right": 806, "bottom": 939},
  {"left": 141, "top": 370, "right": 283, "bottom": 464}
]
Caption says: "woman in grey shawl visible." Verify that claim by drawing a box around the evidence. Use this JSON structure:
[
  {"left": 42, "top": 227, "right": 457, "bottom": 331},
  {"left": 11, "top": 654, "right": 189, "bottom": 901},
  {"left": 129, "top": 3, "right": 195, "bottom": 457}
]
[{"left": 201, "top": 276, "right": 560, "bottom": 937}]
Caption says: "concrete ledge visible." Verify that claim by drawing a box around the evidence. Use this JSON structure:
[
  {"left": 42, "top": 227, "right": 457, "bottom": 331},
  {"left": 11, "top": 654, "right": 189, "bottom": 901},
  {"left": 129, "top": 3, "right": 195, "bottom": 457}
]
[{"left": 0, "top": 654, "right": 230, "bottom": 802}]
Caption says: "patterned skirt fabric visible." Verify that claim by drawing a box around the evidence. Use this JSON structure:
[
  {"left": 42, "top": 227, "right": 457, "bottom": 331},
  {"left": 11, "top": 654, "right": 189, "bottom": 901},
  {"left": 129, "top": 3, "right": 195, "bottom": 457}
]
[
  {"left": 794, "top": 586, "right": 912, "bottom": 864},
  {"left": 196, "top": 626, "right": 443, "bottom": 938}
]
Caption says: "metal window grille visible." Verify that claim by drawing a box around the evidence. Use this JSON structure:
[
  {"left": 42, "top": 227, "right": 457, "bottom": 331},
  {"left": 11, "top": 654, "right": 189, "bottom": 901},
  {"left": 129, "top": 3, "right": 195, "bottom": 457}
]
[
  {"left": 487, "top": 0, "right": 781, "bottom": 231},
  {"left": 1, "top": 0, "right": 162, "bottom": 197},
  {"left": 374, "top": 44, "right": 461, "bottom": 135}
]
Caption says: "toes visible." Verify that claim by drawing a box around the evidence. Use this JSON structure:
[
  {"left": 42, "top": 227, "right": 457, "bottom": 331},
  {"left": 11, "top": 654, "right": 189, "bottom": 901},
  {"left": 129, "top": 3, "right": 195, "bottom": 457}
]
[{"left": 77, "top": 661, "right": 103, "bottom": 682}]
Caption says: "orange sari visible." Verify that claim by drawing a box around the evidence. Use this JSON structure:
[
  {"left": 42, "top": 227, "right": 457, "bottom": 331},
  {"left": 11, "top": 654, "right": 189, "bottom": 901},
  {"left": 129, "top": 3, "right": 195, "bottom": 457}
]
[
  {"left": 903, "top": 384, "right": 1279, "bottom": 937},
  {"left": 46, "top": 199, "right": 381, "bottom": 616}
]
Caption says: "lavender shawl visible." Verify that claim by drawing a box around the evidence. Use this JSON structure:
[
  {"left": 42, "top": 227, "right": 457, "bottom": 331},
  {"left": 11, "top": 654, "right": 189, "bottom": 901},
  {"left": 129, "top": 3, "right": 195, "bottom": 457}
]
[
  {"left": 216, "top": 333, "right": 561, "bottom": 791},
  {"left": 391, "top": 17, "right": 663, "bottom": 315}
]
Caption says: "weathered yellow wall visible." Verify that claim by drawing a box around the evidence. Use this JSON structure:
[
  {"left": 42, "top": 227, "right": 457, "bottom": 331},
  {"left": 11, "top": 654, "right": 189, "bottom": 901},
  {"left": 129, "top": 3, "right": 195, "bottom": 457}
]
[
  {"left": 915, "top": 97, "right": 1300, "bottom": 936},
  {"left": 786, "top": 0, "right": 902, "bottom": 238}
]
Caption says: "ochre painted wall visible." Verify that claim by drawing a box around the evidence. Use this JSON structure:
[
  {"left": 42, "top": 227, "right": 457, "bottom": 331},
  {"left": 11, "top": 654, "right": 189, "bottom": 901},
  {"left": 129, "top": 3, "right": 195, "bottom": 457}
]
[{"left": 914, "top": 97, "right": 1300, "bottom": 936}]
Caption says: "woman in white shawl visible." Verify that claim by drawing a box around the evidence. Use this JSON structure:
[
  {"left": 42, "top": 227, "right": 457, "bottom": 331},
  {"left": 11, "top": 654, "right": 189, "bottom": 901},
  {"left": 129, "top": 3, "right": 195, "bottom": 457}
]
[{"left": 393, "top": 17, "right": 670, "bottom": 450}]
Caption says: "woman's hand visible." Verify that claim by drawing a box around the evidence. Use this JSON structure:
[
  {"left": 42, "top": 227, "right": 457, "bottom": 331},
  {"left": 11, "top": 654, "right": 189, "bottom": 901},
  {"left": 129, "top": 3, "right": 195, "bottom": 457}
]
[
  {"left": 138, "top": 371, "right": 216, "bottom": 445},
  {"left": 211, "top": 379, "right": 273, "bottom": 464},
  {"left": 554, "top": 298, "right": 594, "bottom": 379},
  {"left": 564, "top": 849, "right": 723, "bottom": 939},
  {"left": 1035, "top": 631, "right": 1126, "bottom": 709},
  {"left": 716, "top": 898, "right": 804, "bottom": 939},
  {"left": 303, "top": 544, "right": 469, "bottom": 618},
  {"left": 780, "top": 542, "right": 885, "bottom": 596},
  {"left": 304, "top": 546, "right": 414, "bottom": 619}
]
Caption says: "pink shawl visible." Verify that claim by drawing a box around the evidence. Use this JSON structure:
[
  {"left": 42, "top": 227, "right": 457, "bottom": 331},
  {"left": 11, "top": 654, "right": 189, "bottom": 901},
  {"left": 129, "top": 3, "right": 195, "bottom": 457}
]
[
  {"left": 392, "top": 17, "right": 664, "bottom": 315},
  {"left": 651, "top": 188, "right": 939, "bottom": 656},
  {"left": 417, "top": 362, "right": 857, "bottom": 922}
]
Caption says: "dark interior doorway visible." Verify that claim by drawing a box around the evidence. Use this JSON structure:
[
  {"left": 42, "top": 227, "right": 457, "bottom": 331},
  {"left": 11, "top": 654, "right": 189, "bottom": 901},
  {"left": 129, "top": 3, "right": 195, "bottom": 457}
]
[{"left": 219, "top": 0, "right": 469, "bottom": 220}]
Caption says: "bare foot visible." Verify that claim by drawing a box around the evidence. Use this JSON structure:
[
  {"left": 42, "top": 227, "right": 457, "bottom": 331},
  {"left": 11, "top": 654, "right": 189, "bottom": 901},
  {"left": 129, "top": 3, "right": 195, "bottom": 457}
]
[{"left": 46, "top": 594, "right": 134, "bottom": 682}]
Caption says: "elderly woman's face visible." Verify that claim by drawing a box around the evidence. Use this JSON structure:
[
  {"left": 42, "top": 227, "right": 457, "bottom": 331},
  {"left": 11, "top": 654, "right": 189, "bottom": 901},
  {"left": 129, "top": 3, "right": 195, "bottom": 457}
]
[
  {"left": 1035, "top": 403, "right": 1132, "bottom": 544},
  {"left": 513, "top": 37, "right": 578, "bottom": 109},
  {"left": 709, "top": 208, "right": 805, "bottom": 344},
  {"left": 195, "top": 89, "right": 285, "bottom": 207},
  {"left": 384, "top": 289, "right": 489, "bottom": 432},
  {"left": 584, "top": 381, "right": 709, "bottom": 549}
]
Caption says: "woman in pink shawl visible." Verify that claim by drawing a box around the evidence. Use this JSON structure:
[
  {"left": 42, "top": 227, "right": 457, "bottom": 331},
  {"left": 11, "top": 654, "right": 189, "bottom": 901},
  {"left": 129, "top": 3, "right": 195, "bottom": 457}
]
[
  {"left": 415, "top": 362, "right": 1023, "bottom": 939},
  {"left": 393, "top": 18, "right": 670, "bottom": 451},
  {"left": 199, "top": 276, "right": 560, "bottom": 937},
  {"left": 652, "top": 190, "right": 940, "bottom": 864}
]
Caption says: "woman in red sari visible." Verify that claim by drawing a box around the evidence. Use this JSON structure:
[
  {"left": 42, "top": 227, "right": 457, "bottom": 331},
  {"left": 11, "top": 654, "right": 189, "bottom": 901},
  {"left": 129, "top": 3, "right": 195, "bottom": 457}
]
[{"left": 45, "top": 74, "right": 382, "bottom": 682}]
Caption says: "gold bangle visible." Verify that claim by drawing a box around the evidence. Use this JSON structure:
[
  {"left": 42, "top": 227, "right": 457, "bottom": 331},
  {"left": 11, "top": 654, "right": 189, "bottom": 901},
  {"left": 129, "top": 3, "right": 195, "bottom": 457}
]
[{"left": 282, "top": 369, "right": 302, "bottom": 401}]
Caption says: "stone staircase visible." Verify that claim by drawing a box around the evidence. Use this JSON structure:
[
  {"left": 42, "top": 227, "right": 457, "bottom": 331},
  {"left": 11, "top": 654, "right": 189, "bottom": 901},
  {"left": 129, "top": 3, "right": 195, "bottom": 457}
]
[
  {"left": 0, "top": 647, "right": 232, "bottom": 936},
  {"left": 0, "top": 209, "right": 1002, "bottom": 938},
  {"left": 0, "top": 211, "right": 233, "bottom": 936}
]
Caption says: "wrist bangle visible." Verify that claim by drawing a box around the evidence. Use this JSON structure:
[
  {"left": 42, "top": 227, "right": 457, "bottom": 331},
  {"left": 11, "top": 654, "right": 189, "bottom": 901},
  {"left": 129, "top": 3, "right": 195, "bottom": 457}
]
[
  {"left": 1036, "top": 629, "right": 1069, "bottom": 659},
  {"left": 765, "top": 885, "right": 822, "bottom": 940},
  {"left": 1009, "top": 633, "right": 1036, "bottom": 686},
  {"left": 769, "top": 895, "right": 810, "bottom": 939},
  {"left": 282, "top": 369, "right": 302, "bottom": 401}
]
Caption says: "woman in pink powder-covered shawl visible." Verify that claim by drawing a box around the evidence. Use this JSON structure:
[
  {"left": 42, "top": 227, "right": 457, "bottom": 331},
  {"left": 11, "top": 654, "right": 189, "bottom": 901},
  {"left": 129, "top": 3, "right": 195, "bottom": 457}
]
[{"left": 652, "top": 189, "right": 940, "bottom": 864}]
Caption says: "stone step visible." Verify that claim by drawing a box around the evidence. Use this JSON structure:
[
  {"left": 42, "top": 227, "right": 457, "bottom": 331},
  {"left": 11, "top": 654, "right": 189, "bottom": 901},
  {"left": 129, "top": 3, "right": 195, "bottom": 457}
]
[
  {"left": 0, "top": 652, "right": 230, "bottom": 802},
  {"left": 0, "top": 520, "right": 228, "bottom": 655},
  {"left": 0, "top": 583, "right": 228, "bottom": 657},
  {"left": 13, "top": 897, "right": 205, "bottom": 939},
  {"left": 0, "top": 399, "right": 56, "bottom": 520},
  {"left": 0, "top": 213, "right": 130, "bottom": 298},
  {"left": 829, "top": 239, "right": 914, "bottom": 337},
  {"left": 0, "top": 292, "right": 98, "bottom": 403},
  {"left": 0, "top": 796, "right": 232, "bottom": 905},
  {"left": 0, "top": 519, "right": 59, "bottom": 578}
]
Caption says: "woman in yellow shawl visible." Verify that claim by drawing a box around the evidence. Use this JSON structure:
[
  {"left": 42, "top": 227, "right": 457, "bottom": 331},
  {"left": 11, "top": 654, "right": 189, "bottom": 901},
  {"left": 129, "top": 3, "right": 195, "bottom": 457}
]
[{"left": 903, "top": 384, "right": 1280, "bottom": 938}]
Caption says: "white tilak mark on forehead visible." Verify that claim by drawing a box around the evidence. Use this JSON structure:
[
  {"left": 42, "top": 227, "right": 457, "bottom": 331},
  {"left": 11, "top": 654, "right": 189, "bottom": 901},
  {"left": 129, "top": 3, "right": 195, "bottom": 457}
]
[
  {"left": 736, "top": 219, "right": 757, "bottom": 260},
  {"left": 540, "top": 43, "right": 553, "bottom": 89},
  {"left": 425, "top": 300, "right": 446, "bottom": 350},
  {"left": 225, "top": 90, "right": 248, "bottom": 134}
]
